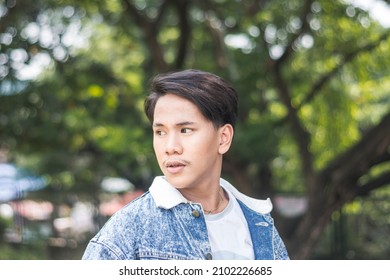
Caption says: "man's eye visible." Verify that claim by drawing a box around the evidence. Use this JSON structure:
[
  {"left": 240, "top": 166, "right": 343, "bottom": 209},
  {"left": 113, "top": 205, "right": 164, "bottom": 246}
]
[
  {"left": 181, "top": 128, "right": 193, "bottom": 134},
  {"left": 155, "top": 130, "right": 166, "bottom": 136}
]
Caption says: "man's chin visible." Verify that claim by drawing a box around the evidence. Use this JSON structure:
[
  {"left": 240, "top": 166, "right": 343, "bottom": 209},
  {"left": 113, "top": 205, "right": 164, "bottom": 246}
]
[{"left": 164, "top": 175, "right": 188, "bottom": 190}]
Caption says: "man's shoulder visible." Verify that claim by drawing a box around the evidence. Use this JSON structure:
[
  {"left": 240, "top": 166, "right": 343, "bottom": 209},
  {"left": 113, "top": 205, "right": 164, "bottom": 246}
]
[
  {"left": 115, "top": 191, "right": 154, "bottom": 215},
  {"left": 93, "top": 191, "right": 155, "bottom": 234}
]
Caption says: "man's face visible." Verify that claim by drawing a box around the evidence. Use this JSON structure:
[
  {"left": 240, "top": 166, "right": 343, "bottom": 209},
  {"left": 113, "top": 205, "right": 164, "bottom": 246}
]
[{"left": 152, "top": 93, "right": 228, "bottom": 192}]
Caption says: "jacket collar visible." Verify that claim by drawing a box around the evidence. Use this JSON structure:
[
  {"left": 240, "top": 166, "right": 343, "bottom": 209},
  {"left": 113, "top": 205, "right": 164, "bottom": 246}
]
[{"left": 149, "top": 176, "right": 272, "bottom": 214}]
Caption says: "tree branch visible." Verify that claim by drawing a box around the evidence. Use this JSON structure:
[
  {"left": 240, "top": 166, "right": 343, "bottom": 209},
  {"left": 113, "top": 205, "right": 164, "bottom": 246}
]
[
  {"left": 172, "top": 0, "right": 191, "bottom": 69},
  {"left": 273, "top": 66, "right": 315, "bottom": 181},
  {"left": 357, "top": 171, "right": 390, "bottom": 196},
  {"left": 321, "top": 111, "right": 390, "bottom": 188},
  {"left": 298, "top": 30, "right": 390, "bottom": 109},
  {"left": 122, "top": 0, "right": 169, "bottom": 72},
  {"left": 264, "top": 0, "right": 317, "bottom": 192},
  {"left": 276, "top": 0, "right": 314, "bottom": 67}
]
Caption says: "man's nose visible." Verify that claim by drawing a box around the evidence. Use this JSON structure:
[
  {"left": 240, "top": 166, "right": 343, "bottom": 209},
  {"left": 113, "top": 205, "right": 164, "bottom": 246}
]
[{"left": 165, "top": 133, "right": 183, "bottom": 155}]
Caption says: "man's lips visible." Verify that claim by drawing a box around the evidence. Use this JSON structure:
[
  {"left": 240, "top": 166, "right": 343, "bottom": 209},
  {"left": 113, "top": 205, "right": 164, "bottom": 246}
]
[{"left": 163, "top": 159, "right": 188, "bottom": 174}]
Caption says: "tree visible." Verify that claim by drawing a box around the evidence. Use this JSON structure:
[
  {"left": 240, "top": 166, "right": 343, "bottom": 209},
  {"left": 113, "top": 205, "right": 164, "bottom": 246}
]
[{"left": 1, "top": 0, "right": 389, "bottom": 259}]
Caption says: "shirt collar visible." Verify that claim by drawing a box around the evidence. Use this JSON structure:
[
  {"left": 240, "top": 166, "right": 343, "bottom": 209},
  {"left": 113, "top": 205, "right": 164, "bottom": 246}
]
[
  {"left": 149, "top": 176, "right": 272, "bottom": 214},
  {"left": 149, "top": 176, "right": 189, "bottom": 209}
]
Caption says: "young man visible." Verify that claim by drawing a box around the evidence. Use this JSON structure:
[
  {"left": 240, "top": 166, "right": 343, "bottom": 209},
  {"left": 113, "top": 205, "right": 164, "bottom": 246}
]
[{"left": 82, "top": 69, "right": 289, "bottom": 260}]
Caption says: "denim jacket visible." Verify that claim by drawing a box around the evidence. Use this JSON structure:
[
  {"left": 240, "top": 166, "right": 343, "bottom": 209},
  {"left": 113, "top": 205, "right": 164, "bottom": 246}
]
[{"left": 82, "top": 176, "right": 289, "bottom": 260}]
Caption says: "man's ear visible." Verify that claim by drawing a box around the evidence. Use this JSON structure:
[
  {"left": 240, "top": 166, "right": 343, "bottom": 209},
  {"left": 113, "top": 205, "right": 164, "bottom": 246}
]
[{"left": 218, "top": 124, "right": 234, "bottom": 155}]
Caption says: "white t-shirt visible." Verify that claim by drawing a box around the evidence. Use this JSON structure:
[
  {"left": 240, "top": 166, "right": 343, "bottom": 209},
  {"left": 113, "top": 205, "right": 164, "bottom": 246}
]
[{"left": 204, "top": 188, "right": 255, "bottom": 260}]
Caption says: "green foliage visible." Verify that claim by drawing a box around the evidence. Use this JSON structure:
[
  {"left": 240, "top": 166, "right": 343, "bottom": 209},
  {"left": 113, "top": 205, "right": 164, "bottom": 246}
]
[
  {"left": 313, "top": 187, "right": 390, "bottom": 259},
  {"left": 0, "top": 216, "right": 11, "bottom": 241},
  {"left": 0, "top": 242, "right": 48, "bottom": 260}
]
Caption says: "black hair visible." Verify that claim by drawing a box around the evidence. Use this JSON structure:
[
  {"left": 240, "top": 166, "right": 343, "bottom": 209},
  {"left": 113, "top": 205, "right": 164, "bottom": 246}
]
[{"left": 144, "top": 69, "right": 238, "bottom": 129}]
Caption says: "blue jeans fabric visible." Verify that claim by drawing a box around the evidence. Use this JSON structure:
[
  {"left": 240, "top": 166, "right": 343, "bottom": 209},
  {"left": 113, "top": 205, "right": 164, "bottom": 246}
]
[{"left": 82, "top": 177, "right": 289, "bottom": 260}]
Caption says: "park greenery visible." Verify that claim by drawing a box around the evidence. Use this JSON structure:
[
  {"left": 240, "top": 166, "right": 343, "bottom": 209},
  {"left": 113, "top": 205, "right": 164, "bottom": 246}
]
[{"left": 0, "top": 0, "right": 389, "bottom": 259}]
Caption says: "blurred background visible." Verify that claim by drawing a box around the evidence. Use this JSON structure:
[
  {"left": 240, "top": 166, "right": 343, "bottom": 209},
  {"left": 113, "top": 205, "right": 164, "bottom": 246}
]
[{"left": 0, "top": 0, "right": 389, "bottom": 260}]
